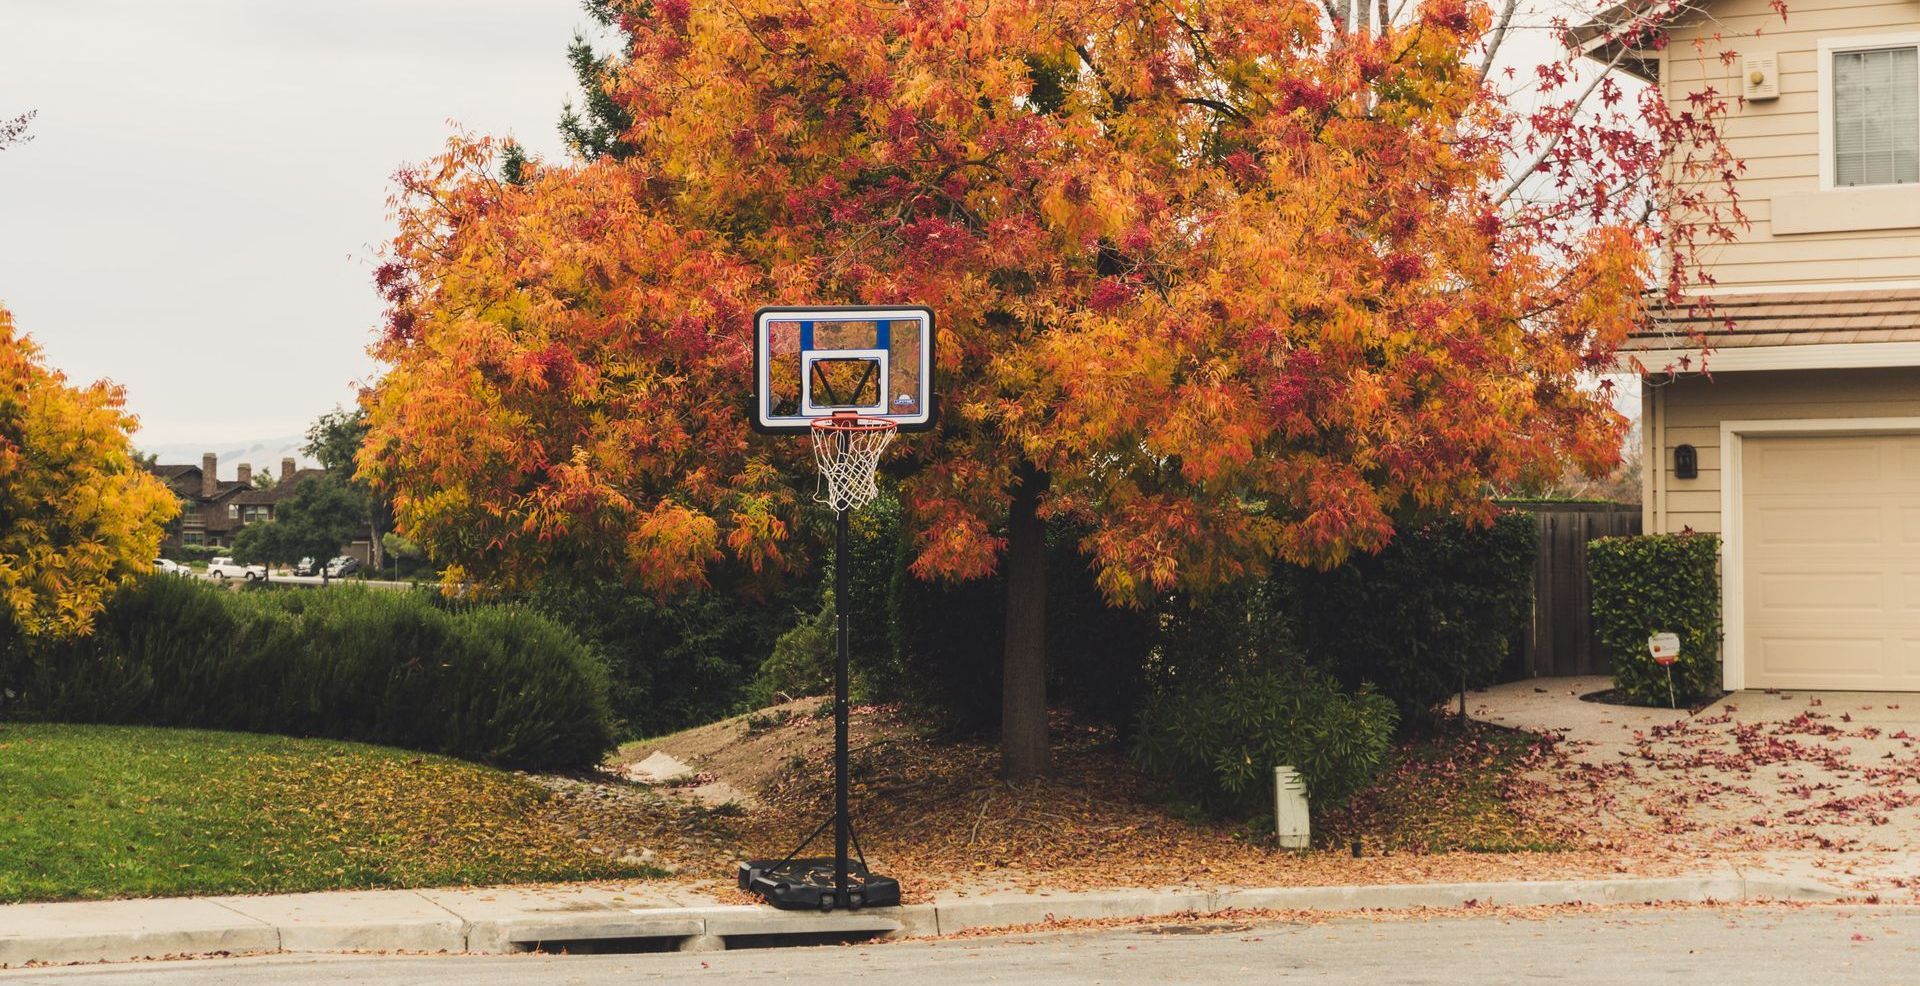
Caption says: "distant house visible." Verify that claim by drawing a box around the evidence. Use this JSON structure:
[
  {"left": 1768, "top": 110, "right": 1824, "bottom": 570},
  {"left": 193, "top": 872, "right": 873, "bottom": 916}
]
[{"left": 148, "top": 454, "right": 325, "bottom": 551}]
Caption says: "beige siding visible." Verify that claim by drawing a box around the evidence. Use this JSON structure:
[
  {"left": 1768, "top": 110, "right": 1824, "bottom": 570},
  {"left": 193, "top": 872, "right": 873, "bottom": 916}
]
[
  {"left": 1665, "top": 0, "right": 1920, "bottom": 290},
  {"left": 1647, "top": 367, "right": 1920, "bottom": 534}
]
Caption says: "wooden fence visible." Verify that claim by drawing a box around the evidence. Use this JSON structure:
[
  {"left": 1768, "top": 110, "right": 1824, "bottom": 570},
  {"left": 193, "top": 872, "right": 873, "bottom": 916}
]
[{"left": 1500, "top": 501, "right": 1642, "bottom": 679}]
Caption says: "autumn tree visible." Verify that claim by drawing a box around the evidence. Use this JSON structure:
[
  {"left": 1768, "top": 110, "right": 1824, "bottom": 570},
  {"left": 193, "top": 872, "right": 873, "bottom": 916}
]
[
  {"left": 364, "top": 0, "right": 1745, "bottom": 779},
  {"left": 0, "top": 304, "right": 176, "bottom": 645}
]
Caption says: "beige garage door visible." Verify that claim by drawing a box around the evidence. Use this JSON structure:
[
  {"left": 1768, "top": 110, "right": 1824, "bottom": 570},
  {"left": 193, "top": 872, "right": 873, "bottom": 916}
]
[{"left": 1743, "top": 433, "right": 1920, "bottom": 690}]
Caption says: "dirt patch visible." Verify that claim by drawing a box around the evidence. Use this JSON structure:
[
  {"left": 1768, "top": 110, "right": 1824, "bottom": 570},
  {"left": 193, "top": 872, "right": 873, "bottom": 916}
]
[{"left": 573, "top": 701, "right": 1681, "bottom": 903}]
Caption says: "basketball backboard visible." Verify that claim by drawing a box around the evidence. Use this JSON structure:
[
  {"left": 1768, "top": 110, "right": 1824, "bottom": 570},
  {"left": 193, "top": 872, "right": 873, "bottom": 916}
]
[{"left": 752, "top": 306, "right": 935, "bottom": 433}]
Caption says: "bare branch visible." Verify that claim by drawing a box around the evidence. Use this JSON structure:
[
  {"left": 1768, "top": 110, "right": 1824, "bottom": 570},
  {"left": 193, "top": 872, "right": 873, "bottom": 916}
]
[
  {"left": 1477, "top": 0, "right": 1520, "bottom": 83},
  {"left": 1494, "top": 42, "right": 1634, "bottom": 206}
]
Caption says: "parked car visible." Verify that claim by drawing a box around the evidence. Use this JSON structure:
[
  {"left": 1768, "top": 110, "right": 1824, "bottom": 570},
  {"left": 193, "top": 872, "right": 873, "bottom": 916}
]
[
  {"left": 152, "top": 558, "right": 187, "bottom": 577},
  {"left": 205, "top": 557, "right": 265, "bottom": 580},
  {"left": 323, "top": 556, "right": 362, "bottom": 578},
  {"left": 294, "top": 556, "right": 321, "bottom": 577}
]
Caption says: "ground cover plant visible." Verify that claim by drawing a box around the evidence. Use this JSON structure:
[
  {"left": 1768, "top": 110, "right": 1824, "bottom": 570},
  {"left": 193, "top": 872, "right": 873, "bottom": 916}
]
[
  {"left": 0, "top": 723, "right": 657, "bottom": 903},
  {"left": 1318, "top": 723, "right": 1573, "bottom": 854}
]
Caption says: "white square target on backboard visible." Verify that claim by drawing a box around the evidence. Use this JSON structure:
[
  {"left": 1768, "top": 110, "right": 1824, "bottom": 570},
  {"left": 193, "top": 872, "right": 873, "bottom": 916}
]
[{"left": 753, "top": 306, "right": 935, "bottom": 433}]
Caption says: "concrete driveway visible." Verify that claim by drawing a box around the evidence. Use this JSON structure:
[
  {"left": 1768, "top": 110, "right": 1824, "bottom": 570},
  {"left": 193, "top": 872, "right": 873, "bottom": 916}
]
[{"left": 1470, "top": 676, "right": 1920, "bottom": 893}]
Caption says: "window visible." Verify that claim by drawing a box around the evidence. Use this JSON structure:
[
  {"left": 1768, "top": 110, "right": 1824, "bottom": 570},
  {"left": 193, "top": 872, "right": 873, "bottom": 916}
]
[
  {"left": 241, "top": 505, "right": 271, "bottom": 524},
  {"left": 228, "top": 503, "right": 239, "bottom": 519},
  {"left": 1833, "top": 46, "right": 1919, "bottom": 187}
]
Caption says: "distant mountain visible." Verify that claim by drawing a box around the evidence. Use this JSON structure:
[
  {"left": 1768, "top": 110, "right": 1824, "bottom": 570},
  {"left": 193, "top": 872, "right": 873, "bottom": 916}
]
[{"left": 142, "top": 435, "right": 319, "bottom": 472}]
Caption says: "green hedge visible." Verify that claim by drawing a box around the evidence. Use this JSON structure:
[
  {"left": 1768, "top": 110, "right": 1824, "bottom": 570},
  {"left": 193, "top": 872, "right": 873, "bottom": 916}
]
[
  {"left": 1589, "top": 532, "right": 1722, "bottom": 705},
  {"left": 810, "top": 508, "right": 1535, "bottom": 736},
  {"left": 1292, "top": 514, "right": 1537, "bottom": 722},
  {"left": 13, "top": 577, "right": 614, "bottom": 769},
  {"left": 1133, "top": 665, "right": 1397, "bottom": 817},
  {"left": 527, "top": 569, "right": 813, "bottom": 740}
]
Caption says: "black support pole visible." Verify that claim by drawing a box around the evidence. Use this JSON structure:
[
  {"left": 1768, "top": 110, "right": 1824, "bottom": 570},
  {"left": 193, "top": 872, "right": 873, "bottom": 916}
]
[{"left": 833, "top": 499, "right": 851, "bottom": 906}]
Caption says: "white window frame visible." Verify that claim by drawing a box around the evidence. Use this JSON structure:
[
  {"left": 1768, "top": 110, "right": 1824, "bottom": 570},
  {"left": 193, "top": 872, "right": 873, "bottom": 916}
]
[{"left": 1818, "top": 34, "right": 1920, "bottom": 191}]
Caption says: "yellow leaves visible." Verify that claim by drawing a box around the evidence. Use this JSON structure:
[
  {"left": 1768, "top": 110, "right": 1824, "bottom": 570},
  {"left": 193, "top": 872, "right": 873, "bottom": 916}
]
[
  {"left": 0, "top": 306, "right": 175, "bottom": 640},
  {"left": 626, "top": 503, "right": 723, "bottom": 595}
]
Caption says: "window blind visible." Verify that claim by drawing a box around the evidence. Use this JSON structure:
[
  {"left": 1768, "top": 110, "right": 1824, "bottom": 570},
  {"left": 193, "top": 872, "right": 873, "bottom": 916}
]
[{"left": 1834, "top": 46, "right": 1920, "bottom": 187}]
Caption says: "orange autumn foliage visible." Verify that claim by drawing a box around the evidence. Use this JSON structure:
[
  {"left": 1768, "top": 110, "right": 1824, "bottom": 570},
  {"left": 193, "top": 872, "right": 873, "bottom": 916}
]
[
  {"left": 0, "top": 305, "right": 177, "bottom": 639},
  {"left": 363, "top": 0, "right": 1643, "bottom": 601}
]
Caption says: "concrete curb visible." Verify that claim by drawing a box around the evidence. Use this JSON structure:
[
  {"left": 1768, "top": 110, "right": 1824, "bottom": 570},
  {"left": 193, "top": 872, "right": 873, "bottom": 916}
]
[{"left": 0, "top": 872, "right": 1843, "bottom": 968}]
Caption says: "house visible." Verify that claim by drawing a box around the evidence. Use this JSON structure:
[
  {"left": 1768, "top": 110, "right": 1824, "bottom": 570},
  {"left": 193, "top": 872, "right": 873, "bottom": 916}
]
[
  {"left": 149, "top": 454, "right": 323, "bottom": 551},
  {"left": 1602, "top": 0, "right": 1920, "bottom": 691}
]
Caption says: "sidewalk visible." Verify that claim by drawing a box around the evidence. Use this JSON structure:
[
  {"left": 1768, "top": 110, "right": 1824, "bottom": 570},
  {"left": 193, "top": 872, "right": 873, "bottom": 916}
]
[{"left": 0, "top": 870, "right": 1842, "bottom": 969}]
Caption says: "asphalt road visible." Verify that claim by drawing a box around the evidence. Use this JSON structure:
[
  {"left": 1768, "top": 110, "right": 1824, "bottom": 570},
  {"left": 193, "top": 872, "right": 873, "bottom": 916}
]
[{"left": 4, "top": 905, "right": 1916, "bottom": 985}]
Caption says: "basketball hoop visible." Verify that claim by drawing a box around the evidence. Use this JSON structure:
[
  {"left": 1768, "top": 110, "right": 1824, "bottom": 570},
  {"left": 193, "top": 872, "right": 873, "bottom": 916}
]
[
  {"left": 810, "top": 414, "right": 896, "bottom": 513},
  {"left": 743, "top": 307, "right": 927, "bottom": 913}
]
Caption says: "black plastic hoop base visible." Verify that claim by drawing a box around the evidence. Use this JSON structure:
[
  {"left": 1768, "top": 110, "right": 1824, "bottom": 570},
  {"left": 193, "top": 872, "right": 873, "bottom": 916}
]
[{"left": 738, "top": 858, "right": 901, "bottom": 911}]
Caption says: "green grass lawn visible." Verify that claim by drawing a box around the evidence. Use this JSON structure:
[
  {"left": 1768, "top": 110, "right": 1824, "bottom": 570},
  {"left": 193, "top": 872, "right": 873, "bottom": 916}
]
[{"left": 0, "top": 723, "right": 656, "bottom": 903}]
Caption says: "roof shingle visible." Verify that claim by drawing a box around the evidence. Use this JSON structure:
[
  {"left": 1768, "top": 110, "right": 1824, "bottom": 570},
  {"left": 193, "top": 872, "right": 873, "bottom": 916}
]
[{"left": 1625, "top": 289, "right": 1920, "bottom": 353}]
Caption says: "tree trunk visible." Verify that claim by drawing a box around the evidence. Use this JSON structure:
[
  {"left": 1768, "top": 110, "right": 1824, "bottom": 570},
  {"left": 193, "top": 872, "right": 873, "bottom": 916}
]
[{"left": 1000, "top": 460, "right": 1051, "bottom": 781}]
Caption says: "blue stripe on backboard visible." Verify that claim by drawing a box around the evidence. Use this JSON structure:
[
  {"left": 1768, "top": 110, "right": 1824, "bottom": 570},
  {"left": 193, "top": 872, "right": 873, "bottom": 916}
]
[
  {"left": 799, "top": 320, "right": 814, "bottom": 350},
  {"left": 876, "top": 320, "right": 891, "bottom": 351}
]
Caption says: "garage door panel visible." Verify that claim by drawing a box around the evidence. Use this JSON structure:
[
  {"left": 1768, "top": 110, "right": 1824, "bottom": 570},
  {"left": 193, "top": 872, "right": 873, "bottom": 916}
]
[
  {"left": 1748, "top": 504, "right": 1884, "bottom": 548},
  {"left": 1743, "top": 433, "right": 1920, "bottom": 692},
  {"left": 1752, "top": 569, "right": 1885, "bottom": 611},
  {"left": 1750, "top": 633, "right": 1886, "bottom": 685},
  {"left": 1747, "top": 439, "right": 1885, "bottom": 487}
]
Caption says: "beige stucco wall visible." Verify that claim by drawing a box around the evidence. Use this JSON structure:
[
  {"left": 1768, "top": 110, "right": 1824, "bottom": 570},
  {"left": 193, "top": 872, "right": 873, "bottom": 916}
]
[
  {"left": 1642, "top": 366, "right": 1920, "bottom": 533},
  {"left": 1665, "top": 0, "right": 1920, "bottom": 290}
]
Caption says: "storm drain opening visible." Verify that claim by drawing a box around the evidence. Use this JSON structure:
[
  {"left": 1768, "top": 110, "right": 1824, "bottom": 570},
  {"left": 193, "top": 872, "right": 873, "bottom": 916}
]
[
  {"left": 514, "top": 936, "right": 684, "bottom": 955},
  {"left": 723, "top": 930, "right": 892, "bottom": 950}
]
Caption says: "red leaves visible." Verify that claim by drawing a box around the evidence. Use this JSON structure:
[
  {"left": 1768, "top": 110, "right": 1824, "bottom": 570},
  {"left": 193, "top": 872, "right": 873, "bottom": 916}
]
[{"left": 362, "top": 0, "right": 1661, "bottom": 603}]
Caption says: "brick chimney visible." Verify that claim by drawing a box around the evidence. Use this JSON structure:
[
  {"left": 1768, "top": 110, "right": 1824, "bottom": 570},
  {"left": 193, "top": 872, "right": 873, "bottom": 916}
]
[
  {"left": 201, "top": 453, "right": 218, "bottom": 497},
  {"left": 281, "top": 457, "right": 295, "bottom": 484},
  {"left": 236, "top": 463, "right": 252, "bottom": 487}
]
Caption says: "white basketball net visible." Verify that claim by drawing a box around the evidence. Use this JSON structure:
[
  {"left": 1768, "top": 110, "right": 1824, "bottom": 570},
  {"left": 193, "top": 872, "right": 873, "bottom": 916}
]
[{"left": 810, "top": 417, "right": 897, "bottom": 513}]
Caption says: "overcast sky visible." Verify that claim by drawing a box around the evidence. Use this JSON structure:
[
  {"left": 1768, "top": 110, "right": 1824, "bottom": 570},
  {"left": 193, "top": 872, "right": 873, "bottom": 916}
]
[
  {"left": 0, "top": 0, "right": 599, "bottom": 447},
  {"left": 0, "top": 2, "right": 1626, "bottom": 454}
]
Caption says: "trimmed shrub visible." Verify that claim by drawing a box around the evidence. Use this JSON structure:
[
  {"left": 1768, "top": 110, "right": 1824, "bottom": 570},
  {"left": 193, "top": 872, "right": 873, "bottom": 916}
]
[
  {"left": 1589, "top": 532, "right": 1722, "bottom": 705},
  {"left": 15, "top": 577, "right": 614, "bottom": 769},
  {"left": 1292, "top": 513, "right": 1536, "bottom": 722},
  {"left": 1133, "top": 665, "right": 1397, "bottom": 817}
]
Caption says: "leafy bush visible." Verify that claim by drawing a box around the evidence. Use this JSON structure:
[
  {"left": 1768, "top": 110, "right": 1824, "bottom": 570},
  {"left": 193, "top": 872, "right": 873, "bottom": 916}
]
[
  {"left": 1133, "top": 665, "right": 1397, "bottom": 817},
  {"left": 528, "top": 570, "right": 812, "bottom": 739},
  {"left": 1589, "top": 532, "right": 1722, "bottom": 705},
  {"left": 15, "top": 577, "right": 614, "bottom": 769},
  {"left": 1292, "top": 513, "right": 1536, "bottom": 722},
  {"left": 749, "top": 588, "right": 836, "bottom": 707}
]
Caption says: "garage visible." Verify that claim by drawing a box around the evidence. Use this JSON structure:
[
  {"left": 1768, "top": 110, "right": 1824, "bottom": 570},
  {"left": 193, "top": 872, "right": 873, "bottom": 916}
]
[{"left": 1740, "top": 432, "right": 1920, "bottom": 691}]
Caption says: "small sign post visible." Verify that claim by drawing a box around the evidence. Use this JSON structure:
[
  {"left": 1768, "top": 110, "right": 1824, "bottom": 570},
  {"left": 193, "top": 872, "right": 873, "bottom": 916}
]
[{"left": 1648, "top": 632, "right": 1681, "bottom": 709}]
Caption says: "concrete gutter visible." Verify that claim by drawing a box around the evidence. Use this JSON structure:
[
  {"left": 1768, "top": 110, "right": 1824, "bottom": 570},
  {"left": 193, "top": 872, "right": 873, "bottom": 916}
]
[{"left": 0, "top": 871, "right": 1842, "bottom": 968}]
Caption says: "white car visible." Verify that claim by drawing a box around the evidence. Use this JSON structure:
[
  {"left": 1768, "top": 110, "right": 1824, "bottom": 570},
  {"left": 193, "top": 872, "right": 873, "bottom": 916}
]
[
  {"left": 205, "top": 557, "right": 265, "bottom": 580},
  {"left": 151, "top": 558, "right": 187, "bottom": 577}
]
